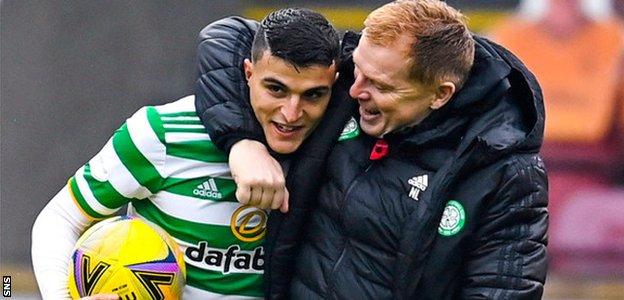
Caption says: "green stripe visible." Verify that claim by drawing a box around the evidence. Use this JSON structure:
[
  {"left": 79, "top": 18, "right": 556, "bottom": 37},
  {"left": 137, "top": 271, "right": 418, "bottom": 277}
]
[
  {"left": 161, "top": 119, "right": 202, "bottom": 125},
  {"left": 186, "top": 264, "right": 263, "bottom": 297},
  {"left": 159, "top": 112, "right": 197, "bottom": 118},
  {"left": 163, "top": 127, "right": 206, "bottom": 133},
  {"left": 146, "top": 107, "right": 166, "bottom": 145},
  {"left": 112, "top": 123, "right": 164, "bottom": 193},
  {"left": 167, "top": 140, "right": 227, "bottom": 163},
  {"left": 83, "top": 164, "right": 134, "bottom": 209},
  {"left": 132, "top": 201, "right": 264, "bottom": 250},
  {"left": 162, "top": 177, "right": 238, "bottom": 202},
  {"left": 69, "top": 177, "right": 106, "bottom": 219}
]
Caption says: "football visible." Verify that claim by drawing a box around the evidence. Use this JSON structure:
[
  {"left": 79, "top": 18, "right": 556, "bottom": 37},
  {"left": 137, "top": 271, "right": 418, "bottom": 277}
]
[{"left": 68, "top": 216, "right": 186, "bottom": 299}]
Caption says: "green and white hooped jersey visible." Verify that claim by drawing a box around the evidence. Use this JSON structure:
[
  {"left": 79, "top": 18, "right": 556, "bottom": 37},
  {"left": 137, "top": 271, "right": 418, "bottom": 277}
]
[{"left": 68, "top": 95, "right": 265, "bottom": 299}]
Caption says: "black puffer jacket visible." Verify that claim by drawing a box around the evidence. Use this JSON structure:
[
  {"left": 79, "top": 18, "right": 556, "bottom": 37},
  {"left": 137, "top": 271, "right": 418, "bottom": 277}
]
[
  {"left": 195, "top": 17, "right": 356, "bottom": 299},
  {"left": 196, "top": 17, "right": 548, "bottom": 299}
]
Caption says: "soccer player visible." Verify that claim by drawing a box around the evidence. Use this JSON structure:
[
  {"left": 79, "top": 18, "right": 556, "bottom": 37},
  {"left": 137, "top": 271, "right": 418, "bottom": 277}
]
[{"left": 31, "top": 8, "right": 340, "bottom": 299}]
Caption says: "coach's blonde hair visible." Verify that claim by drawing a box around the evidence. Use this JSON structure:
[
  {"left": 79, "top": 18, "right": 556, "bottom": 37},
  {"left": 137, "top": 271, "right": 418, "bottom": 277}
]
[{"left": 364, "top": 0, "right": 475, "bottom": 88}]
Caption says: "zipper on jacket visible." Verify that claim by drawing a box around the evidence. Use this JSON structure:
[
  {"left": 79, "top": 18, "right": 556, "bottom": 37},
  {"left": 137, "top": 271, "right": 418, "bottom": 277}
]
[{"left": 328, "top": 161, "right": 375, "bottom": 296}]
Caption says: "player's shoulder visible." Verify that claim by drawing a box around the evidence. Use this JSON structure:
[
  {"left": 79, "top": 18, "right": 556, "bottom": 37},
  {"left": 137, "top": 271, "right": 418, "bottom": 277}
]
[
  {"left": 122, "top": 95, "right": 205, "bottom": 148},
  {"left": 145, "top": 95, "right": 212, "bottom": 147},
  {"left": 152, "top": 95, "right": 197, "bottom": 116},
  {"left": 130, "top": 95, "right": 203, "bottom": 134}
]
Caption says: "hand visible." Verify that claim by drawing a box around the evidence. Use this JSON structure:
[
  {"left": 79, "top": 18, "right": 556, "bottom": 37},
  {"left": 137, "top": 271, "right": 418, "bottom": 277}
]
[
  {"left": 80, "top": 294, "right": 119, "bottom": 300},
  {"left": 229, "top": 140, "right": 289, "bottom": 213}
]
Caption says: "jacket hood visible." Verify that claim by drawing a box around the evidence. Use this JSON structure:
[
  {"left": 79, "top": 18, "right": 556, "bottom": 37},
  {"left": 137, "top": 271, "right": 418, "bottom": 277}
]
[{"left": 391, "top": 36, "right": 545, "bottom": 166}]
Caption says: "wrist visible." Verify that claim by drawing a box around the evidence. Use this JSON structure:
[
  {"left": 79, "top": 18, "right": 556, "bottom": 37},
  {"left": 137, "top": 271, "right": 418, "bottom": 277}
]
[{"left": 230, "top": 140, "right": 269, "bottom": 158}]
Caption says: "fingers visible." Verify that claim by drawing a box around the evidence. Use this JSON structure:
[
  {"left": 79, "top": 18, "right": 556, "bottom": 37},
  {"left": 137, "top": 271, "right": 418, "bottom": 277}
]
[
  {"left": 235, "top": 183, "right": 251, "bottom": 205},
  {"left": 248, "top": 187, "right": 265, "bottom": 207},
  {"left": 247, "top": 183, "right": 280, "bottom": 210},
  {"left": 272, "top": 187, "right": 285, "bottom": 210},
  {"left": 259, "top": 187, "right": 276, "bottom": 210},
  {"left": 236, "top": 186, "right": 289, "bottom": 212},
  {"left": 279, "top": 188, "right": 290, "bottom": 213}
]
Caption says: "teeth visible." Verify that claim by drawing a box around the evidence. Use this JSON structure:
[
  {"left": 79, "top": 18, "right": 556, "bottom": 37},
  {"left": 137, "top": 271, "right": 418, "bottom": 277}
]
[{"left": 275, "top": 123, "right": 297, "bottom": 132}]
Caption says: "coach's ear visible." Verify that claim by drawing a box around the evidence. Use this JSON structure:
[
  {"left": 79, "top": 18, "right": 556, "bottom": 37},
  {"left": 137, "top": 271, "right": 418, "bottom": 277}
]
[{"left": 430, "top": 81, "right": 455, "bottom": 110}]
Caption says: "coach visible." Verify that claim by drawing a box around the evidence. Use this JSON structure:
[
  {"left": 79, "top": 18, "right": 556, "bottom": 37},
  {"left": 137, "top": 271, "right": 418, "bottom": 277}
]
[{"left": 196, "top": 0, "right": 548, "bottom": 299}]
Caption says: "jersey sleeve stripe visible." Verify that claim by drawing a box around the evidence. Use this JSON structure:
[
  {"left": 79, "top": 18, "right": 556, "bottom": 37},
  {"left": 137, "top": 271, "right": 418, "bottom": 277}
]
[
  {"left": 97, "top": 139, "right": 153, "bottom": 199},
  {"left": 161, "top": 116, "right": 202, "bottom": 124},
  {"left": 113, "top": 123, "right": 164, "bottom": 193},
  {"left": 82, "top": 164, "right": 135, "bottom": 209},
  {"left": 127, "top": 107, "right": 167, "bottom": 178},
  {"left": 146, "top": 106, "right": 167, "bottom": 143},
  {"left": 67, "top": 179, "right": 101, "bottom": 220},
  {"left": 163, "top": 127, "right": 206, "bottom": 133},
  {"left": 162, "top": 124, "right": 205, "bottom": 130},
  {"left": 74, "top": 166, "right": 121, "bottom": 216},
  {"left": 68, "top": 176, "right": 107, "bottom": 219},
  {"left": 168, "top": 141, "right": 227, "bottom": 163},
  {"left": 154, "top": 95, "right": 195, "bottom": 114},
  {"left": 165, "top": 132, "right": 211, "bottom": 143},
  {"left": 159, "top": 112, "right": 197, "bottom": 118}
]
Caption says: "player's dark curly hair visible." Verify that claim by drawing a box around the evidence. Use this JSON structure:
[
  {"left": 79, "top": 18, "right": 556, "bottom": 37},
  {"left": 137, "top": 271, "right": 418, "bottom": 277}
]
[{"left": 251, "top": 8, "right": 340, "bottom": 68}]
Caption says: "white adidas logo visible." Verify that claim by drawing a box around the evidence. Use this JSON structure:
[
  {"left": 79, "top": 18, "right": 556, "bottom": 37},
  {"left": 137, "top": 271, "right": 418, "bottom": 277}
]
[
  {"left": 407, "top": 175, "right": 428, "bottom": 201},
  {"left": 193, "top": 178, "right": 223, "bottom": 199}
]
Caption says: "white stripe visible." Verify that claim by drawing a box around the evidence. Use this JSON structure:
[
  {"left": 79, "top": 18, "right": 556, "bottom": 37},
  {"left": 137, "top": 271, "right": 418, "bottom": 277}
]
[
  {"left": 88, "top": 142, "right": 110, "bottom": 182},
  {"left": 154, "top": 95, "right": 195, "bottom": 114},
  {"left": 163, "top": 124, "right": 205, "bottom": 130},
  {"left": 74, "top": 166, "right": 120, "bottom": 215},
  {"left": 97, "top": 140, "right": 153, "bottom": 199},
  {"left": 183, "top": 284, "right": 263, "bottom": 300},
  {"left": 165, "top": 132, "right": 212, "bottom": 143},
  {"left": 149, "top": 191, "right": 253, "bottom": 226},
  {"left": 164, "top": 155, "right": 231, "bottom": 179},
  {"left": 202, "top": 181, "right": 211, "bottom": 191},
  {"left": 209, "top": 178, "right": 218, "bottom": 191},
  {"left": 161, "top": 116, "right": 200, "bottom": 122},
  {"left": 126, "top": 107, "right": 167, "bottom": 177}
]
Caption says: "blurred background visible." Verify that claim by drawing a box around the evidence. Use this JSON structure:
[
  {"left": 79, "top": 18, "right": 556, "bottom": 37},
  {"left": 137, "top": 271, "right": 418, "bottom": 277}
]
[{"left": 2, "top": 0, "right": 623, "bottom": 298}]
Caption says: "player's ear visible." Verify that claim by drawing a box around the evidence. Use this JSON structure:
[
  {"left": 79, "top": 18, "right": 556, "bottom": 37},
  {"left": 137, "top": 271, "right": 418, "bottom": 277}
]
[{"left": 244, "top": 59, "right": 254, "bottom": 81}]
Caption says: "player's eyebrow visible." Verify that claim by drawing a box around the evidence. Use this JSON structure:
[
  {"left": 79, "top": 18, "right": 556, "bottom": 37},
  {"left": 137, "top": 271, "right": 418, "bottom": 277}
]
[{"left": 262, "top": 77, "right": 288, "bottom": 88}]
